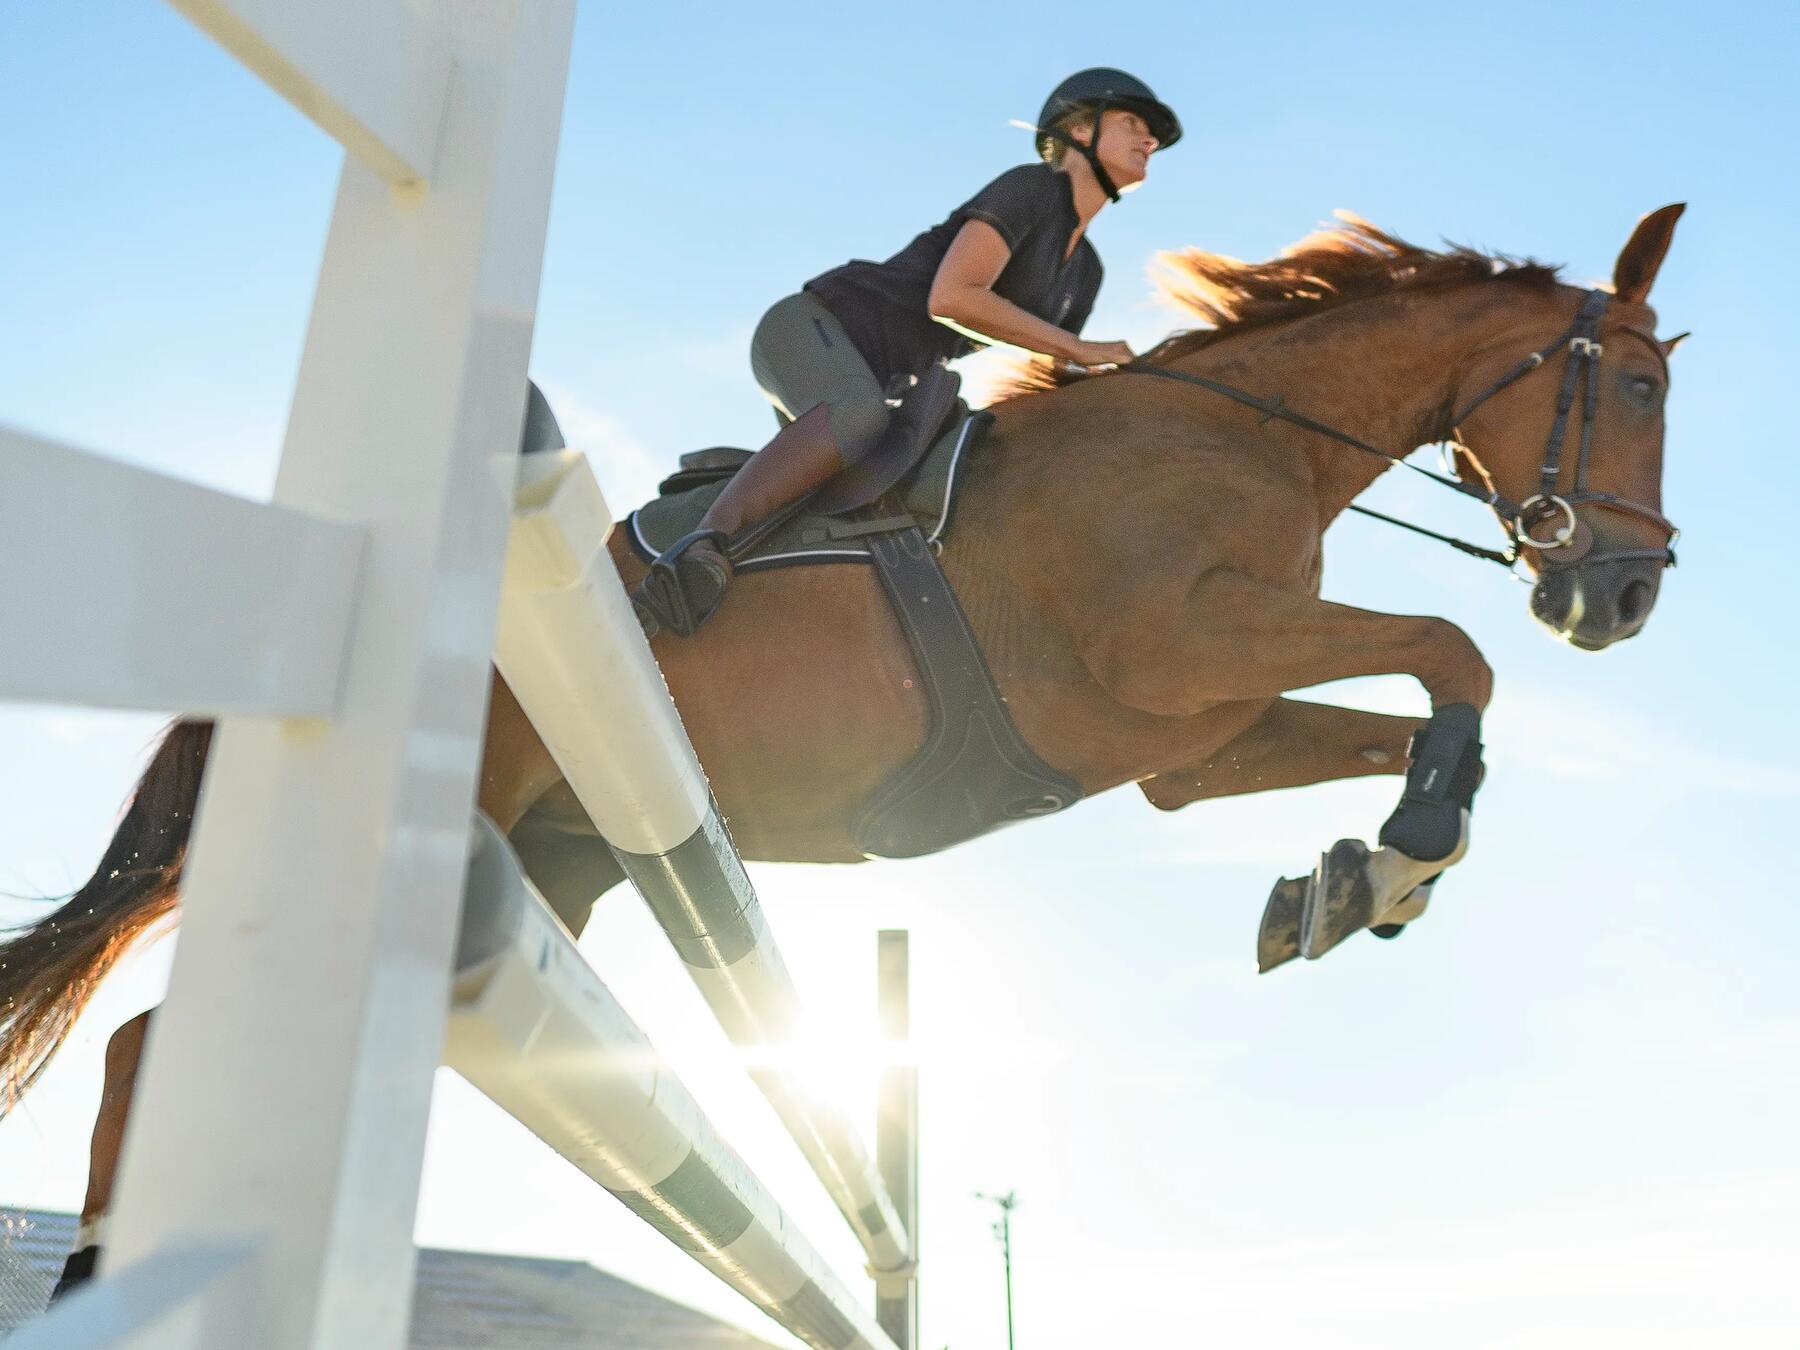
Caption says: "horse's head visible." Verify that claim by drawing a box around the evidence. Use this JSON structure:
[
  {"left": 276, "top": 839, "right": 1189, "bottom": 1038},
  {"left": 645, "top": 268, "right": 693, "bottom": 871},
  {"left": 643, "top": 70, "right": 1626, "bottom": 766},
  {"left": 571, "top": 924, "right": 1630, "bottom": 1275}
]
[{"left": 1450, "top": 204, "right": 1685, "bottom": 650}]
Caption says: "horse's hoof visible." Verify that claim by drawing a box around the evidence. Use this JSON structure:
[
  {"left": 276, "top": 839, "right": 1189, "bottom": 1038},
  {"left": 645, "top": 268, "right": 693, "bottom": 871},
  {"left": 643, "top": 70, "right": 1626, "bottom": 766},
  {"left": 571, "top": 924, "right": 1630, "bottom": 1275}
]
[
  {"left": 1300, "top": 838, "right": 1378, "bottom": 960},
  {"left": 1369, "top": 884, "right": 1427, "bottom": 937},
  {"left": 1305, "top": 848, "right": 1445, "bottom": 958},
  {"left": 1375, "top": 872, "right": 1439, "bottom": 934},
  {"left": 1257, "top": 876, "right": 1307, "bottom": 973},
  {"left": 49, "top": 1244, "right": 100, "bottom": 1302}
]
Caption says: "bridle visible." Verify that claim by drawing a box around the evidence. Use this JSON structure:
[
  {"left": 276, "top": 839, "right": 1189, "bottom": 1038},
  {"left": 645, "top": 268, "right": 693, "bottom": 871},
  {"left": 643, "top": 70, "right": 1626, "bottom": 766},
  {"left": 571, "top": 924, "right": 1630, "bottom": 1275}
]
[
  {"left": 1119, "top": 287, "right": 1681, "bottom": 575},
  {"left": 1445, "top": 287, "right": 1678, "bottom": 569}
]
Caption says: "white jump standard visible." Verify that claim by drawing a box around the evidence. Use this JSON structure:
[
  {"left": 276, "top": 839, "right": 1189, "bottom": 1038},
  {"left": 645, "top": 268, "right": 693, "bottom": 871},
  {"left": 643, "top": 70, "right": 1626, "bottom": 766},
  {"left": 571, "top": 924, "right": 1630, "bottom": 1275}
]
[{"left": 1, "top": 1, "right": 919, "bottom": 1346}]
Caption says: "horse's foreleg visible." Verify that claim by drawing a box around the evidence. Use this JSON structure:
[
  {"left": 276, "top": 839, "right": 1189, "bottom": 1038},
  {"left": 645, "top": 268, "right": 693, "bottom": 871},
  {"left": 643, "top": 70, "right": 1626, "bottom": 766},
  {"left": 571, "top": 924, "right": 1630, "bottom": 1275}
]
[
  {"left": 1090, "top": 570, "right": 1493, "bottom": 717},
  {"left": 1139, "top": 698, "right": 1420, "bottom": 809},
  {"left": 1136, "top": 699, "right": 1442, "bottom": 972},
  {"left": 1093, "top": 575, "right": 1490, "bottom": 967},
  {"left": 50, "top": 1008, "right": 151, "bottom": 1302}
]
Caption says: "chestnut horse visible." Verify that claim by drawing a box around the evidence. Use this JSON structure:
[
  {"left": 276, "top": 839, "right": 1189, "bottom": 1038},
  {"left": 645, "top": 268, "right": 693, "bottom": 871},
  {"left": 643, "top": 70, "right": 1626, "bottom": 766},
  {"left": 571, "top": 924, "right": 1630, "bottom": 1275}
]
[{"left": 1, "top": 205, "right": 1684, "bottom": 1296}]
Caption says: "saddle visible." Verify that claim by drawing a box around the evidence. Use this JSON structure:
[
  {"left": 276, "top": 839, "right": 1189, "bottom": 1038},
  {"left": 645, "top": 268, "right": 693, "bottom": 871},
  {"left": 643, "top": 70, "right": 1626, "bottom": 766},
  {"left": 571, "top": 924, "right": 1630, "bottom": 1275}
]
[
  {"left": 632, "top": 403, "right": 984, "bottom": 572},
  {"left": 626, "top": 403, "right": 1083, "bottom": 859}
]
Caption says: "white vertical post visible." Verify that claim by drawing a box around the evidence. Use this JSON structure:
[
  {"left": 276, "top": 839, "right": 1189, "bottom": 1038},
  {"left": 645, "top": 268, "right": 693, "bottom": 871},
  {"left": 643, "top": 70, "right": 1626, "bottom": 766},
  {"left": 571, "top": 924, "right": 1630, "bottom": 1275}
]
[
  {"left": 876, "top": 931, "right": 918, "bottom": 1350},
  {"left": 85, "top": 3, "right": 576, "bottom": 1348}
]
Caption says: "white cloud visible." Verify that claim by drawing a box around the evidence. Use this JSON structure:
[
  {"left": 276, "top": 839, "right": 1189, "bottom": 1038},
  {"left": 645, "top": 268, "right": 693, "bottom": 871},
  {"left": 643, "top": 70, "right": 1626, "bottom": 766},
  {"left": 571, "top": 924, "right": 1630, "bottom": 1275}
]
[{"left": 1486, "top": 685, "right": 1800, "bottom": 798}]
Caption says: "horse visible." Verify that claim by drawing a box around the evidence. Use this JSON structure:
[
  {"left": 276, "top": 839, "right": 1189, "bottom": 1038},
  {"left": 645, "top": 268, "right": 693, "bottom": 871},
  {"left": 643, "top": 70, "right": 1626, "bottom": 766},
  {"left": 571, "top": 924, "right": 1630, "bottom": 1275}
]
[{"left": 0, "top": 204, "right": 1685, "bottom": 1297}]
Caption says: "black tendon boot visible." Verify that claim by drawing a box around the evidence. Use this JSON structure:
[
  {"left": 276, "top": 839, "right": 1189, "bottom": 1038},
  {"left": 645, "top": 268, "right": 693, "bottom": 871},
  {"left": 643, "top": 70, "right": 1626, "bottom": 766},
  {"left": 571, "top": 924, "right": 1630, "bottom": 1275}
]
[
  {"left": 1378, "top": 702, "right": 1484, "bottom": 862},
  {"left": 1363, "top": 703, "right": 1482, "bottom": 941}
]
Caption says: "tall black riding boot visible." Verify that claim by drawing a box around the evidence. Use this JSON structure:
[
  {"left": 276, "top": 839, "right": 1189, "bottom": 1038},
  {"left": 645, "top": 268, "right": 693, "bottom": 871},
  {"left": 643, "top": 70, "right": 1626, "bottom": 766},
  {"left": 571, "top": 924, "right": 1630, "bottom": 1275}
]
[{"left": 633, "top": 404, "right": 848, "bottom": 637}]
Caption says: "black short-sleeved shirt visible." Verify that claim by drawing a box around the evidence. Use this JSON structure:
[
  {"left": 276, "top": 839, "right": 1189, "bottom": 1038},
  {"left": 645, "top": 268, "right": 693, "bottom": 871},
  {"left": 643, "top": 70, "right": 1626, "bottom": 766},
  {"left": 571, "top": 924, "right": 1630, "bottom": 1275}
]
[{"left": 804, "top": 163, "right": 1102, "bottom": 386}]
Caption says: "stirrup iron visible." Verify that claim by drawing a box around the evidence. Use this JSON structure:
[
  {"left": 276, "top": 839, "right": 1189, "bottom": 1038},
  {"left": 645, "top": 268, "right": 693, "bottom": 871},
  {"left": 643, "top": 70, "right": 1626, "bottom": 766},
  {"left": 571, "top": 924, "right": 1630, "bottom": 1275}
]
[{"left": 633, "top": 528, "right": 731, "bottom": 638}]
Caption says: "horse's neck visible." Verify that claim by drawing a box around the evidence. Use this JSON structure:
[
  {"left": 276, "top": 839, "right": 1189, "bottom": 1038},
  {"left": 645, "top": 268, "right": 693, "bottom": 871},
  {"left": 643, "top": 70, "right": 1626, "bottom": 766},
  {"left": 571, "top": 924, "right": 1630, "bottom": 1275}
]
[{"left": 1166, "top": 287, "right": 1507, "bottom": 519}]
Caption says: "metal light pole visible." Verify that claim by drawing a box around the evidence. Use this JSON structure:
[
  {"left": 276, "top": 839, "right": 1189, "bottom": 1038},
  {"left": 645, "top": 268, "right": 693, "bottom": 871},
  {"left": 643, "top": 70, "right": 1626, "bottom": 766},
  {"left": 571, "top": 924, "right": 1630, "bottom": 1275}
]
[{"left": 976, "top": 1190, "right": 1018, "bottom": 1350}]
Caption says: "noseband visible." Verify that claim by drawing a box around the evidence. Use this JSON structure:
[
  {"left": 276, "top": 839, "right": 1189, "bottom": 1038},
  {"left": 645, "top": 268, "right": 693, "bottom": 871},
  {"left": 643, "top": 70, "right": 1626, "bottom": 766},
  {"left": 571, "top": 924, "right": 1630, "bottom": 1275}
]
[
  {"left": 1447, "top": 288, "right": 1678, "bottom": 570},
  {"left": 1119, "top": 288, "right": 1680, "bottom": 575}
]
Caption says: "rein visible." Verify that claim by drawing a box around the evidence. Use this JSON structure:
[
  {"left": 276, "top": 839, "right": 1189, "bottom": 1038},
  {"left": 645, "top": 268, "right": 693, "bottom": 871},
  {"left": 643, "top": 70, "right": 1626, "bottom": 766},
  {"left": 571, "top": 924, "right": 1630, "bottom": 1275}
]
[{"left": 1114, "top": 287, "right": 1679, "bottom": 573}]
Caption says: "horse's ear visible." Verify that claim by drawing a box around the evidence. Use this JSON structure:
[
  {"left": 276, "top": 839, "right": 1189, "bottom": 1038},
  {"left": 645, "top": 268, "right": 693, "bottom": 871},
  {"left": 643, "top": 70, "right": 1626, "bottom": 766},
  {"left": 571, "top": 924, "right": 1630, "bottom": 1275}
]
[
  {"left": 1613, "top": 203, "right": 1685, "bottom": 304},
  {"left": 1661, "top": 331, "right": 1691, "bottom": 357}
]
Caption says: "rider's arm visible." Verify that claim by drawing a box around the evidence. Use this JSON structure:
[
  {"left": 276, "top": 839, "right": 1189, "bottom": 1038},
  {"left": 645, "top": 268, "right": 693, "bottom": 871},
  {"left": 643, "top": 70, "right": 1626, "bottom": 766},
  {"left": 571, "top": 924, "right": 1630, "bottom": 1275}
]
[{"left": 927, "top": 221, "right": 1130, "bottom": 366}]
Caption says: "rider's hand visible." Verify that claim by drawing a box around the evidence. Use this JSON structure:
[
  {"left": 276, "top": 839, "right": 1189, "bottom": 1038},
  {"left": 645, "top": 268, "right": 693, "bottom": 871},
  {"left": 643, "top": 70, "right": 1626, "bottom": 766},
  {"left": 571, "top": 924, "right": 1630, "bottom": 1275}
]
[{"left": 1067, "top": 339, "right": 1136, "bottom": 369}]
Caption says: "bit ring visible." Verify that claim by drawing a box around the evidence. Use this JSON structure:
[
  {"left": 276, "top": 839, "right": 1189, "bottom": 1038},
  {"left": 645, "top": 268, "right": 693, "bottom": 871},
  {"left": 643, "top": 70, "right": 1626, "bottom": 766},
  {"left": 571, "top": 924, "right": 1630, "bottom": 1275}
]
[{"left": 1515, "top": 494, "right": 1579, "bottom": 550}]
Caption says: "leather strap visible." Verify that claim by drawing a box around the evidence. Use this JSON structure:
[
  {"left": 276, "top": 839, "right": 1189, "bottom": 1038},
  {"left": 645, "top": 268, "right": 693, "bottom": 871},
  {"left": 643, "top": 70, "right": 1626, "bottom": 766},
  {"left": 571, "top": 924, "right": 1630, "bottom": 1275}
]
[
  {"left": 1120, "top": 287, "right": 1678, "bottom": 573},
  {"left": 852, "top": 504, "right": 1083, "bottom": 858}
]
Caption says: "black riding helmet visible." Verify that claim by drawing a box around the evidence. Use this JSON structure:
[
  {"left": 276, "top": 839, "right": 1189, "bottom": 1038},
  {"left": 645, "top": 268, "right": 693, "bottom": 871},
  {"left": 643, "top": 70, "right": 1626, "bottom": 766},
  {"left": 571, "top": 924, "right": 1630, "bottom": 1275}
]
[{"left": 1032, "top": 68, "right": 1181, "bottom": 203}]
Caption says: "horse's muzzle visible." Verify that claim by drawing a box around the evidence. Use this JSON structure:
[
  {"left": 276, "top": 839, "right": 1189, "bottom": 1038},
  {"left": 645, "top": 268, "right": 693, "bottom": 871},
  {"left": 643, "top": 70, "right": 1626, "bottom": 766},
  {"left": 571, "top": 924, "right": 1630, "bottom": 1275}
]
[{"left": 1530, "top": 555, "right": 1664, "bottom": 649}]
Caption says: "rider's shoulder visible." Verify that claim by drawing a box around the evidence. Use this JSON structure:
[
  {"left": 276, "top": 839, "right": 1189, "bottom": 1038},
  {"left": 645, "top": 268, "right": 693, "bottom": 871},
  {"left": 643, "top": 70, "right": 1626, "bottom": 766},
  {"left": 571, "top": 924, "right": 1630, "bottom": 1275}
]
[
  {"left": 958, "top": 163, "right": 1070, "bottom": 236},
  {"left": 969, "top": 161, "right": 1063, "bottom": 199}
]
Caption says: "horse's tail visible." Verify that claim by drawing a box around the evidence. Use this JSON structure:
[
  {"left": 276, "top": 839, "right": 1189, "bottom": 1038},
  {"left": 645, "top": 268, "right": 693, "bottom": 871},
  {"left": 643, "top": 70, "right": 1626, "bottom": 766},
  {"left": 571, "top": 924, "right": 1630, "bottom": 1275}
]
[{"left": 0, "top": 719, "right": 212, "bottom": 1116}]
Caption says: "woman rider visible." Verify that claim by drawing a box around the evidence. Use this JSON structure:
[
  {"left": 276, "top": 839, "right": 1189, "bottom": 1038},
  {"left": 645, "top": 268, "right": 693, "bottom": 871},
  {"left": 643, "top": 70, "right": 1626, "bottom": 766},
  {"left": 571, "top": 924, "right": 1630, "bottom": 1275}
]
[{"left": 633, "top": 68, "right": 1182, "bottom": 637}]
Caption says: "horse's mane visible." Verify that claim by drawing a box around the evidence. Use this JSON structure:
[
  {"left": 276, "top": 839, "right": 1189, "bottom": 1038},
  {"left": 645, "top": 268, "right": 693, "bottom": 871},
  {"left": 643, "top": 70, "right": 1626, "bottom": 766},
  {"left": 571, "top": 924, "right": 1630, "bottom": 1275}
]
[{"left": 990, "top": 212, "right": 1563, "bottom": 402}]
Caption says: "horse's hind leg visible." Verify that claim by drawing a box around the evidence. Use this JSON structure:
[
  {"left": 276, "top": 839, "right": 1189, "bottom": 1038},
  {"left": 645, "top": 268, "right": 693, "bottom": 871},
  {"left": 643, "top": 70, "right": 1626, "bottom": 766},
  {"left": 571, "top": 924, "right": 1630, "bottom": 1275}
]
[
  {"left": 41, "top": 680, "right": 576, "bottom": 1306},
  {"left": 49, "top": 1008, "right": 151, "bottom": 1302},
  {"left": 479, "top": 668, "right": 565, "bottom": 835}
]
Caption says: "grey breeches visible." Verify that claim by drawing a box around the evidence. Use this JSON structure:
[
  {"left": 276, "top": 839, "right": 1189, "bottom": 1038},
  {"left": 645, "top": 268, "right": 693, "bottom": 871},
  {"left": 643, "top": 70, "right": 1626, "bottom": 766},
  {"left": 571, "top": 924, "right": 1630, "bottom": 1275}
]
[{"left": 750, "top": 292, "right": 891, "bottom": 460}]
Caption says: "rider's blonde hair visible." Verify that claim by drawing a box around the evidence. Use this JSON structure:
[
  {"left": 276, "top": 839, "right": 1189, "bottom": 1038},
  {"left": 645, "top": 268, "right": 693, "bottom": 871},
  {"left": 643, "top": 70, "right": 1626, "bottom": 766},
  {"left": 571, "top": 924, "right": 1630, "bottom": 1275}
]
[{"left": 1038, "top": 104, "right": 1096, "bottom": 166}]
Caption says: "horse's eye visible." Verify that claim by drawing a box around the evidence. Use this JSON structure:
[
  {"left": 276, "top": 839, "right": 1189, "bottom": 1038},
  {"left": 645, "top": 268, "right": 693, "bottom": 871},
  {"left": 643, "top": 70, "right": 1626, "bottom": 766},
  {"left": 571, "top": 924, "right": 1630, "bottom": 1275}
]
[{"left": 1623, "top": 374, "right": 1661, "bottom": 408}]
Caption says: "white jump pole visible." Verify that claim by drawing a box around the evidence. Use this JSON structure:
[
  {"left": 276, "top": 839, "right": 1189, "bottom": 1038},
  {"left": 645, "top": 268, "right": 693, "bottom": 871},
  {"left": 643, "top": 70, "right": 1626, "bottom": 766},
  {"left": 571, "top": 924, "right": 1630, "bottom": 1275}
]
[
  {"left": 450, "top": 815, "right": 900, "bottom": 1350},
  {"left": 494, "top": 449, "right": 914, "bottom": 1281},
  {"left": 875, "top": 931, "right": 918, "bottom": 1350}
]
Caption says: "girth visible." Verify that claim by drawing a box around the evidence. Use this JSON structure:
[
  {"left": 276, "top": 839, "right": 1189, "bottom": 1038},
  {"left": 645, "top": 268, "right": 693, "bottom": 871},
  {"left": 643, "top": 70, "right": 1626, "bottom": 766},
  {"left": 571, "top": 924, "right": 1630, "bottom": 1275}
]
[{"left": 851, "top": 502, "right": 1083, "bottom": 859}]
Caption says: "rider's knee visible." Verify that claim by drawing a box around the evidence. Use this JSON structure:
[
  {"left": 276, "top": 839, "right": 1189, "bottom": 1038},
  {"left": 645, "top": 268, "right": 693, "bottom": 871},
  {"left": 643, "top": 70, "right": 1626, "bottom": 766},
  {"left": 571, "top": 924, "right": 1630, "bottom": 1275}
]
[{"left": 827, "top": 397, "right": 889, "bottom": 461}]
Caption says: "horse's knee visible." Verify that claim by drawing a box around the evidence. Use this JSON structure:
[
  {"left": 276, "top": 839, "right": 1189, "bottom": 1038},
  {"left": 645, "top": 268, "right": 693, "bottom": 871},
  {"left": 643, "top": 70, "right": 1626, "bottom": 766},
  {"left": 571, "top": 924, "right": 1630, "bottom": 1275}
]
[{"left": 1419, "top": 618, "right": 1493, "bottom": 710}]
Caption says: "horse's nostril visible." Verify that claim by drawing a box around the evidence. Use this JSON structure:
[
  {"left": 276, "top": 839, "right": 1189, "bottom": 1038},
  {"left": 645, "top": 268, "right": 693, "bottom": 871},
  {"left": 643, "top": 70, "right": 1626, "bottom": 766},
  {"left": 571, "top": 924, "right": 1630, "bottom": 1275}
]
[{"left": 1618, "top": 578, "right": 1653, "bottom": 626}]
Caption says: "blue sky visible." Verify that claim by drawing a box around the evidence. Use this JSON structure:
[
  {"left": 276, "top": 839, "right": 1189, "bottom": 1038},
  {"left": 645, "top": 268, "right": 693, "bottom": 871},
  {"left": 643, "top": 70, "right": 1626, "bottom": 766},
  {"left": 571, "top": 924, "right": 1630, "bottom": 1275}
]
[{"left": 4, "top": 2, "right": 1799, "bottom": 1346}]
